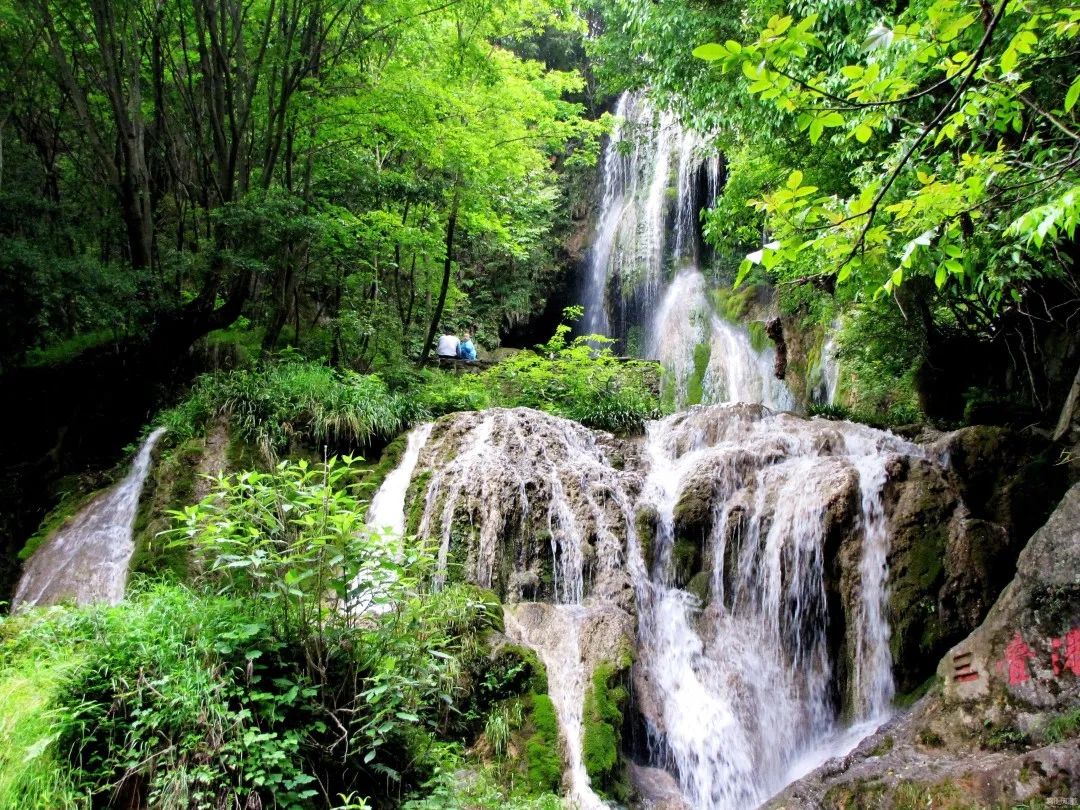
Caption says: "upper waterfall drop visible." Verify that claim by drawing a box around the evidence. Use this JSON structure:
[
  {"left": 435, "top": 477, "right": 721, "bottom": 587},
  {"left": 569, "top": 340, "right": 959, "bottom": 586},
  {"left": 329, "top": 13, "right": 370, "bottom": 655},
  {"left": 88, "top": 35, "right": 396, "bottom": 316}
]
[
  {"left": 578, "top": 90, "right": 795, "bottom": 410},
  {"left": 13, "top": 427, "right": 166, "bottom": 609}
]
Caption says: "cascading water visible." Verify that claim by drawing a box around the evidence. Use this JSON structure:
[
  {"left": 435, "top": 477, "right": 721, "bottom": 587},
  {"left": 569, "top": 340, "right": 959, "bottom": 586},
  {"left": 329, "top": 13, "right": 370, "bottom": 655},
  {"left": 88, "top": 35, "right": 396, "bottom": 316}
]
[
  {"left": 416, "top": 408, "right": 631, "bottom": 600},
  {"left": 627, "top": 405, "right": 918, "bottom": 809},
  {"left": 409, "top": 408, "right": 641, "bottom": 805},
  {"left": 13, "top": 427, "right": 166, "bottom": 609},
  {"left": 581, "top": 91, "right": 795, "bottom": 410},
  {"left": 505, "top": 604, "right": 611, "bottom": 810},
  {"left": 405, "top": 403, "right": 928, "bottom": 809},
  {"left": 367, "top": 423, "right": 434, "bottom": 537},
  {"left": 813, "top": 319, "right": 843, "bottom": 406},
  {"left": 353, "top": 423, "right": 434, "bottom": 615}
]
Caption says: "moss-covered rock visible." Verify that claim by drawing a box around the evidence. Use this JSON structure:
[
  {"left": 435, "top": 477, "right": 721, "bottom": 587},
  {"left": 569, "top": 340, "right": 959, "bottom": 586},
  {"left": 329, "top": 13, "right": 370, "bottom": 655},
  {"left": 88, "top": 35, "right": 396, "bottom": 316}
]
[
  {"left": 582, "top": 662, "right": 631, "bottom": 802},
  {"left": 524, "top": 693, "right": 562, "bottom": 793}
]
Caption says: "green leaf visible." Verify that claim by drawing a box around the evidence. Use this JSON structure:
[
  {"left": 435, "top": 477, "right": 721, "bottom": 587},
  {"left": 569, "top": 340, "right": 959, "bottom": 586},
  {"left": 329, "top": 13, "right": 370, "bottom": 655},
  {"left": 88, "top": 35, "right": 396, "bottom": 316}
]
[
  {"left": 854, "top": 124, "right": 872, "bottom": 143},
  {"left": 935, "top": 264, "right": 947, "bottom": 288},
  {"left": 786, "top": 170, "right": 804, "bottom": 190},
  {"left": 1000, "top": 48, "right": 1018, "bottom": 75},
  {"left": 693, "top": 43, "right": 727, "bottom": 61},
  {"left": 1065, "top": 75, "right": 1080, "bottom": 112}
]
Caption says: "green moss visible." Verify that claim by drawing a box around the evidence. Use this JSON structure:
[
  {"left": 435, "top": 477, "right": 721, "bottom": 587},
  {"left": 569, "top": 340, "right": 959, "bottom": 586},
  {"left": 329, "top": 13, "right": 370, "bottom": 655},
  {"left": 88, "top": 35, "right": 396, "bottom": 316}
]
[
  {"left": 361, "top": 432, "right": 409, "bottom": 508},
  {"left": 226, "top": 434, "right": 264, "bottom": 471},
  {"left": 635, "top": 508, "right": 657, "bottom": 570},
  {"left": 493, "top": 644, "right": 548, "bottom": 695},
  {"left": 868, "top": 735, "right": 893, "bottom": 757},
  {"left": 129, "top": 438, "right": 205, "bottom": 581},
  {"left": 981, "top": 722, "right": 1030, "bottom": 751},
  {"left": 405, "top": 470, "right": 433, "bottom": 537},
  {"left": 711, "top": 285, "right": 757, "bottom": 323},
  {"left": 888, "top": 524, "right": 948, "bottom": 671},
  {"left": 672, "top": 537, "right": 703, "bottom": 586},
  {"left": 19, "top": 486, "right": 106, "bottom": 562},
  {"left": 917, "top": 726, "right": 944, "bottom": 747},
  {"left": 821, "top": 777, "right": 887, "bottom": 809},
  {"left": 686, "top": 571, "right": 710, "bottom": 604},
  {"left": 581, "top": 663, "right": 630, "bottom": 801},
  {"left": 894, "top": 674, "right": 939, "bottom": 709},
  {"left": 891, "top": 779, "right": 971, "bottom": 810},
  {"left": 524, "top": 693, "right": 562, "bottom": 794},
  {"left": 745, "top": 320, "right": 770, "bottom": 353},
  {"left": 686, "top": 341, "right": 711, "bottom": 406}
]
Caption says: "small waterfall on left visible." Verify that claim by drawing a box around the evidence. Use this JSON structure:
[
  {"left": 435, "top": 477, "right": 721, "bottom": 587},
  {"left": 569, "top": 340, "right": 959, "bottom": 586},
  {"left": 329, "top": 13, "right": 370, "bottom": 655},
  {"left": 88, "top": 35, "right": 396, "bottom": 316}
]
[{"left": 14, "top": 427, "right": 166, "bottom": 609}]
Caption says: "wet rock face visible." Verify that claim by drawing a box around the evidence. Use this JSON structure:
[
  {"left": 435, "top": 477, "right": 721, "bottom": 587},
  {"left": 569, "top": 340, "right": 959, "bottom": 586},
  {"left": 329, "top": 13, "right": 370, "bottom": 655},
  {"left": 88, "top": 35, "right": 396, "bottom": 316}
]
[
  {"left": 878, "top": 425, "right": 1069, "bottom": 695},
  {"left": 765, "top": 483, "right": 1080, "bottom": 810},
  {"left": 409, "top": 408, "right": 642, "bottom": 604}
]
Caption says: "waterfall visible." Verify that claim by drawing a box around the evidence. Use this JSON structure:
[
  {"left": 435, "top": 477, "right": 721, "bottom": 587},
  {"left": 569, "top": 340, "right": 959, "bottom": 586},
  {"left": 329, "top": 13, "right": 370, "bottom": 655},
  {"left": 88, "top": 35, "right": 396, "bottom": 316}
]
[
  {"left": 415, "top": 408, "right": 630, "bottom": 598},
  {"left": 813, "top": 320, "right": 842, "bottom": 405},
  {"left": 581, "top": 91, "right": 794, "bottom": 410},
  {"left": 367, "top": 423, "right": 434, "bottom": 537},
  {"left": 408, "top": 404, "right": 928, "bottom": 808},
  {"left": 504, "top": 604, "right": 610, "bottom": 810},
  {"left": 14, "top": 427, "right": 166, "bottom": 609},
  {"left": 627, "top": 405, "right": 917, "bottom": 809}
]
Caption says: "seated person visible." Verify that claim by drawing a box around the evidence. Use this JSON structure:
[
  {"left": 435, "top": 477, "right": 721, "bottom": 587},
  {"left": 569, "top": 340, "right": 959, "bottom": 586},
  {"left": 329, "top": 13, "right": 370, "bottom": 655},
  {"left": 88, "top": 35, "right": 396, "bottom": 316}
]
[
  {"left": 436, "top": 332, "right": 460, "bottom": 358},
  {"left": 458, "top": 331, "right": 477, "bottom": 361}
]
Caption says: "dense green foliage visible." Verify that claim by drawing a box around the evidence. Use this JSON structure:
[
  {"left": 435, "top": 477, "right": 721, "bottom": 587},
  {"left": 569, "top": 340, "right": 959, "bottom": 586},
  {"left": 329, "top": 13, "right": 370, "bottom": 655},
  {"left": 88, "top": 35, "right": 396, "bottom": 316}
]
[
  {"left": 0, "top": 459, "right": 548, "bottom": 809},
  {"left": 160, "top": 315, "right": 662, "bottom": 446},
  {"left": 160, "top": 361, "right": 416, "bottom": 457},
  {"left": 0, "top": 0, "right": 599, "bottom": 373},
  {"left": 592, "top": 0, "right": 1080, "bottom": 423}
]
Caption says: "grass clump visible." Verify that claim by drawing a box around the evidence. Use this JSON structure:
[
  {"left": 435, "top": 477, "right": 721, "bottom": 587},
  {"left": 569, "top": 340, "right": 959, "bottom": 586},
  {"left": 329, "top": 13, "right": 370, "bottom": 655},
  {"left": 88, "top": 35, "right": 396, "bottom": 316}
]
[
  {"left": 1044, "top": 707, "right": 1080, "bottom": 743},
  {"left": 159, "top": 358, "right": 415, "bottom": 457}
]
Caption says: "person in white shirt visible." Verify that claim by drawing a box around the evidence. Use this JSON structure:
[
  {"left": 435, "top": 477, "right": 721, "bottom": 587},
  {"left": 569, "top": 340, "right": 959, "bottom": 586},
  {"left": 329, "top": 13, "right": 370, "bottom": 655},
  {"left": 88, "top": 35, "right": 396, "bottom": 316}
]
[{"left": 436, "top": 332, "right": 460, "bottom": 358}]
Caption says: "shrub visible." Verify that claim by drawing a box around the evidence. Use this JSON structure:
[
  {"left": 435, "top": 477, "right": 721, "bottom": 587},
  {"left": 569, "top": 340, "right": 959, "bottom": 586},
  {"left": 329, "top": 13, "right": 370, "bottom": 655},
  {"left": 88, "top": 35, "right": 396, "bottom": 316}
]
[
  {"left": 413, "top": 311, "right": 663, "bottom": 434},
  {"left": 159, "top": 359, "right": 416, "bottom": 456}
]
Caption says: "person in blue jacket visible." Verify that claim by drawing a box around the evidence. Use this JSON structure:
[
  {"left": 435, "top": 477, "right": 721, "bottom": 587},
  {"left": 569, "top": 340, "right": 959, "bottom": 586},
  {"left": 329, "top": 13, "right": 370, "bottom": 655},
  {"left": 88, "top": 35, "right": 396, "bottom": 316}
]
[{"left": 458, "top": 330, "right": 477, "bottom": 361}]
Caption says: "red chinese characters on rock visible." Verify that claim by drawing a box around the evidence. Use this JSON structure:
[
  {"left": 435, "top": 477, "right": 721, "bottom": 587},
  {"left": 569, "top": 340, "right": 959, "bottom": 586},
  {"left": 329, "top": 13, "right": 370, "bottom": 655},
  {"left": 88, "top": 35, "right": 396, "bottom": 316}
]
[
  {"left": 994, "top": 627, "right": 1080, "bottom": 686},
  {"left": 1051, "top": 628, "right": 1080, "bottom": 678},
  {"left": 999, "top": 632, "right": 1037, "bottom": 685}
]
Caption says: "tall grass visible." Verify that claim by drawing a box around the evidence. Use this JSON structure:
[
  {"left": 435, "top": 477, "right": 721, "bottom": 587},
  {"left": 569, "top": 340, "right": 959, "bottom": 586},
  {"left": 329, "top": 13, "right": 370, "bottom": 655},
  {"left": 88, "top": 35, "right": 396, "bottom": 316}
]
[
  {"left": 0, "top": 656, "right": 84, "bottom": 808},
  {"left": 160, "top": 360, "right": 415, "bottom": 456}
]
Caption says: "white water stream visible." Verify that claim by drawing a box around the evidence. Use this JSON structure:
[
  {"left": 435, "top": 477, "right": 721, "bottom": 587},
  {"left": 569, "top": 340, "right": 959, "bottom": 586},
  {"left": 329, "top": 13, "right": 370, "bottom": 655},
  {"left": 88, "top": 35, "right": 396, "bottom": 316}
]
[
  {"left": 505, "top": 604, "right": 610, "bottom": 810},
  {"left": 367, "top": 423, "right": 434, "bottom": 537},
  {"left": 626, "top": 407, "right": 914, "bottom": 808},
  {"left": 14, "top": 427, "right": 166, "bottom": 609}
]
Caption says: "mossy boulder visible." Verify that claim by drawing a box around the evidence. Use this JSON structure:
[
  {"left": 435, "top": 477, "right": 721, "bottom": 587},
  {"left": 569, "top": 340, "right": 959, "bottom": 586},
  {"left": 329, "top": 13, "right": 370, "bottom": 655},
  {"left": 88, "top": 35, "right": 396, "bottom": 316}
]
[
  {"left": 523, "top": 693, "right": 563, "bottom": 793},
  {"left": 582, "top": 661, "right": 632, "bottom": 802}
]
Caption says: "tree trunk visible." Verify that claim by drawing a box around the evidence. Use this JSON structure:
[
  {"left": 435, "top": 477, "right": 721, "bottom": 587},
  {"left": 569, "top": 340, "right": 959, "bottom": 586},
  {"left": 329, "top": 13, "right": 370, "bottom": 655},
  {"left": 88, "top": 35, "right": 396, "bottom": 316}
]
[{"left": 421, "top": 189, "right": 460, "bottom": 364}]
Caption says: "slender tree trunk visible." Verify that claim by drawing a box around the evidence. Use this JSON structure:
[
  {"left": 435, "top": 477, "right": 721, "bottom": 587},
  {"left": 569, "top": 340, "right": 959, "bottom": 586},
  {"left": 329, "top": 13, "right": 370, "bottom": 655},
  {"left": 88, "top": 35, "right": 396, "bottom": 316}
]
[{"left": 421, "top": 188, "right": 460, "bottom": 364}]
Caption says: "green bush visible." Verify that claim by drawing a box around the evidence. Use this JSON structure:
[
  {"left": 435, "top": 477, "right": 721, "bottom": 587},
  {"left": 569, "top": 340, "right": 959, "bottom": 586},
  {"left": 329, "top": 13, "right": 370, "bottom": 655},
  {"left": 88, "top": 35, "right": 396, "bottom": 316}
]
[
  {"left": 159, "top": 359, "right": 416, "bottom": 456},
  {"left": 0, "top": 454, "right": 523, "bottom": 809},
  {"left": 413, "top": 311, "right": 662, "bottom": 434}
]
